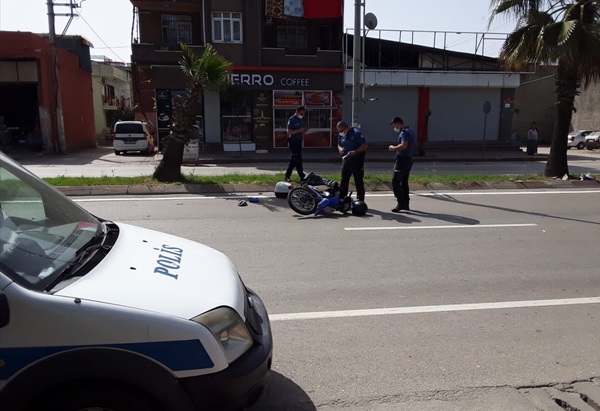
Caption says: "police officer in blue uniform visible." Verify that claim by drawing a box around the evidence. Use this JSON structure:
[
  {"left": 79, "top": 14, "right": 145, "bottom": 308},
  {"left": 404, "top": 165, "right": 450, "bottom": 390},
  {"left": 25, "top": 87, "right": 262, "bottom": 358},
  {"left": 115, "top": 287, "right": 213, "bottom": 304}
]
[
  {"left": 285, "top": 106, "right": 307, "bottom": 181},
  {"left": 388, "top": 117, "right": 415, "bottom": 212},
  {"left": 336, "top": 121, "right": 368, "bottom": 201}
]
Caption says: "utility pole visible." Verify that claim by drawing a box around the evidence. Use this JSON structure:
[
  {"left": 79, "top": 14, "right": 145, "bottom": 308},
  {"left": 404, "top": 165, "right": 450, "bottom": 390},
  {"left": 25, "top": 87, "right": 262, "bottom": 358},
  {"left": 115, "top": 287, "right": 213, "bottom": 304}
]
[
  {"left": 47, "top": 0, "right": 66, "bottom": 153},
  {"left": 351, "top": 0, "right": 362, "bottom": 128},
  {"left": 47, "top": 0, "right": 79, "bottom": 153}
]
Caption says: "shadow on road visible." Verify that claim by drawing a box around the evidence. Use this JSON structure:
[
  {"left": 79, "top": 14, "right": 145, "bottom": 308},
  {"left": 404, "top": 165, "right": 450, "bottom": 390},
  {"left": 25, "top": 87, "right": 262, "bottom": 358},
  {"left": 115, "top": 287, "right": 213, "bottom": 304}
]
[
  {"left": 426, "top": 193, "right": 600, "bottom": 226},
  {"left": 359, "top": 204, "right": 480, "bottom": 225},
  {"left": 248, "top": 371, "right": 316, "bottom": 411},
  {"left": 221, "top": 195, "right": 290, "bottom": 213}
]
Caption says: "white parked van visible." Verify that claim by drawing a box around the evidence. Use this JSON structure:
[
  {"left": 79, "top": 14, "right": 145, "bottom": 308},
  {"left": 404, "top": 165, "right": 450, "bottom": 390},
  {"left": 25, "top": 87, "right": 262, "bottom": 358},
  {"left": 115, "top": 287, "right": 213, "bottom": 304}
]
[
  {"left": 113, "top": 121, "right": 156, "bottom": 155},
  {"left": 0, "top": 152, "right": 272, "bottom": 410}
]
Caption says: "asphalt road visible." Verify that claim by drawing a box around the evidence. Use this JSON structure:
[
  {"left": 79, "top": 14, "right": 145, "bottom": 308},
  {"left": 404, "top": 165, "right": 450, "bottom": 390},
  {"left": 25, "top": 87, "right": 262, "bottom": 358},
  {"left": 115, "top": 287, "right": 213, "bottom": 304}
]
[
  {"left": 16, "top": 147, "right": 600, "bottom": 178},
  {"left": 74, "top": 188, "right": 600, "bottom": 410}
]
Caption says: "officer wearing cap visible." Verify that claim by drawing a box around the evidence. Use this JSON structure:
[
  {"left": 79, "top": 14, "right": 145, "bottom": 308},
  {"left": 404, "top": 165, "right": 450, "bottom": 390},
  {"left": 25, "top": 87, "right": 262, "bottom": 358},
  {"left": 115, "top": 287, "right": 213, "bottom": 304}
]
[
  {"left": 336, "top": 121, "right": 368, "bottom": 202},
  {"left": 388, "top": 117, "right": 415, "bottom": 212}
]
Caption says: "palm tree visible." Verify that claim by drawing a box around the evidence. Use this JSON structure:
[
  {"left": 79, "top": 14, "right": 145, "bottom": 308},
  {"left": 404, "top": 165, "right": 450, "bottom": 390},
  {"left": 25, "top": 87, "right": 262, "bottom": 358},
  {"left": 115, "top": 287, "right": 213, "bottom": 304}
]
[
  {"left": 490, "top": 0, "right": 600, "bottom": 177},
  {"left": 153, "top": 43, "right": 232, "bottom": 182}
]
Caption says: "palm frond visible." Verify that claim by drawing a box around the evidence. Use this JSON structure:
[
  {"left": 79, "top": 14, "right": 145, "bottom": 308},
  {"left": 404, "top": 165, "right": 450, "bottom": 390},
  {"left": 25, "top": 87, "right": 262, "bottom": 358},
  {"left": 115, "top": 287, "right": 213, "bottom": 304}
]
[
  {"left": 573, "top": 24, "right": 600, "bottom": 86},
  {"left": 196, "top": 43, "right": 232, "bottom": 91},
  {"left": 542, "top": 20, "right": 578, "bottom": 46},
  {"left": 499, "top": 24, "right": 544, "bottom": 68},
  {"left": 179, "top": 43, "right": 200, "bottom": 80}
]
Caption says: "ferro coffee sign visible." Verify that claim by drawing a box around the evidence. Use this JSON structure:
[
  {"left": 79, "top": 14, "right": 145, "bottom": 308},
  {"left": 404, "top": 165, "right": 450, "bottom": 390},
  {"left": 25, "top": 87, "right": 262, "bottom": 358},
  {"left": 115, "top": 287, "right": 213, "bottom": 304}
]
[{"left": 229, "top": 70, "right": 342, "bottom": 91}]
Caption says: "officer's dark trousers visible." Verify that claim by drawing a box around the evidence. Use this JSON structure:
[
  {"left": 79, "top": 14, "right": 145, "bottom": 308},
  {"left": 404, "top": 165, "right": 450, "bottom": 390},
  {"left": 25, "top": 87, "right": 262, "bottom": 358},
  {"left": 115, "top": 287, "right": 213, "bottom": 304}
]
[
  {"left": 285, "top": 139, "right": 305, "bottom": 180},
  {"left": 392, "top": 156, "right": 413, "bottom": 208},
  {"left": 340, "top": 156, "right": 365, "bottom": 201},
  {"left": 526, "top": 140, "right": 538, "bottom": 155}
]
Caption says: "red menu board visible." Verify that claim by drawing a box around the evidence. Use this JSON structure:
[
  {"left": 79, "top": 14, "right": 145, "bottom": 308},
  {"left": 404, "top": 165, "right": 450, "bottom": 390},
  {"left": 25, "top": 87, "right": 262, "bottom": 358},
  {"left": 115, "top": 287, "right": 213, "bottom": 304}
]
[
  {"left": 273, "top": 91, "right": 303, "bottom": 107},
  {"left": 303, "top": 91, "right": 332, "bottom": 107}
]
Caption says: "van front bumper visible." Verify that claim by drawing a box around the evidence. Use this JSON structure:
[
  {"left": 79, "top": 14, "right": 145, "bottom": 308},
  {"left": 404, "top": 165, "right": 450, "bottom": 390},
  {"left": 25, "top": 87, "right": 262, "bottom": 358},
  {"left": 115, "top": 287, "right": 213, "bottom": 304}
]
[{"left": 180, "top": 290, "right": 273, "bottom": 410}]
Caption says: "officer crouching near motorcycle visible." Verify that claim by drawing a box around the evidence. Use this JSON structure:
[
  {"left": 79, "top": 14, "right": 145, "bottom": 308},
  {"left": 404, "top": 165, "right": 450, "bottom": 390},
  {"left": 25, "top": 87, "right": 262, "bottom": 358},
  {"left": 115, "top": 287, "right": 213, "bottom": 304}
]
[{"left": 336, "top": 121, "right": 368, "bottom": 202}]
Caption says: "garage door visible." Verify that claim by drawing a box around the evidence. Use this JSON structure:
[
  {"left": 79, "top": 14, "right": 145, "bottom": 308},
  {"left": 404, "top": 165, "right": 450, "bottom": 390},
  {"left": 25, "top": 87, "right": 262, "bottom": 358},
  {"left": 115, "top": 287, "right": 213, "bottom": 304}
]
[{"left": 429, "top": 88, "right": 501, "bottom": 142}]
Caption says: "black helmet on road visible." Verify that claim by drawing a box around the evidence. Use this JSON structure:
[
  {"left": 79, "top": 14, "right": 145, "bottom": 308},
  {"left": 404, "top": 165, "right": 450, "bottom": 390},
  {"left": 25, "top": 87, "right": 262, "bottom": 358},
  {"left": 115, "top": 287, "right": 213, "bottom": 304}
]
[{"left": 352, "top": 200, "right": 368, "bottom": 216}]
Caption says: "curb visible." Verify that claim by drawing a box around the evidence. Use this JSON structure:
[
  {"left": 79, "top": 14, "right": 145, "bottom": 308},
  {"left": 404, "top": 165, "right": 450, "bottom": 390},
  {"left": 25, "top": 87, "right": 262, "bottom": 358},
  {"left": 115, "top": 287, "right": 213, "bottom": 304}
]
[
  {"left": 56, "top": 179, "right": 600, "bottom": 197},
  {"left": 181, "top": 154, "right": 549, "bottom": 165}
]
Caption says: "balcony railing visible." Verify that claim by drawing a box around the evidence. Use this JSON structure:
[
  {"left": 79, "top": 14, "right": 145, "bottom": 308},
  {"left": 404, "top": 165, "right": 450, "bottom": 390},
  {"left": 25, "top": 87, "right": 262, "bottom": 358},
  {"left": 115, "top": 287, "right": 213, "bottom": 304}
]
[
  {"left": 344, "top": 29, "right": 510, "bottom": 71},
  {"left": 262, "top": 47, "right": 342, "bottom": 67},
  {"left": 132, "top": 43, "right": 205, "bottom": 65}
]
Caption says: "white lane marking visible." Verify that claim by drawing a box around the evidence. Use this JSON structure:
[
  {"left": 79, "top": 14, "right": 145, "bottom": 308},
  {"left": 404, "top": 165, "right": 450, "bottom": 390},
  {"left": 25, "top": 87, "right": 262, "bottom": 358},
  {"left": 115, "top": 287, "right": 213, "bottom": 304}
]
[
  {"left": 74, "top": 195, "right": 270, "bottom": 203},
  {"left": 72, "top": 189, "right": 600, "bottom": 202},
  {"left": 344, "top": 223, "right": 538, "bottom": 231},
  {"left": 270, "top": 297, "right": 600, "bottom": 322},
  {"left": 368, "top": 190, "right": 600, "bottom": 197}
]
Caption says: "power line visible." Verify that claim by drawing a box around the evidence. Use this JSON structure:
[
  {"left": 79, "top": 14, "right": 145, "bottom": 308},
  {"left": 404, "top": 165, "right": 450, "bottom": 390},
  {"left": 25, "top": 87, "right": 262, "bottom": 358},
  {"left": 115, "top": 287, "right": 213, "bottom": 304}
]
[{"left": 74, "top": 9, "right": 125, "bottom": 62}]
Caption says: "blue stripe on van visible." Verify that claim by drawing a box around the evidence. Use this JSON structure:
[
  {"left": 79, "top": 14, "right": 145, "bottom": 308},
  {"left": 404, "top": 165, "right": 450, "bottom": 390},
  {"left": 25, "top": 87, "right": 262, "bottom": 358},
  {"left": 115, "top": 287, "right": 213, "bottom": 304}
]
[{"left": 0, "top": 339, "right": 214, "bottom": 380}]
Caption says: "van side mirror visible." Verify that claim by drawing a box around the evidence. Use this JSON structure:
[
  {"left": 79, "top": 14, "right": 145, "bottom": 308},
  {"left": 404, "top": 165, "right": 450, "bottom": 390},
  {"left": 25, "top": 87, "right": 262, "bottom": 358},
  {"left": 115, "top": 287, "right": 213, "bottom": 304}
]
[{"left": 0, "top": 291, "right": 9, "bottom": 328}]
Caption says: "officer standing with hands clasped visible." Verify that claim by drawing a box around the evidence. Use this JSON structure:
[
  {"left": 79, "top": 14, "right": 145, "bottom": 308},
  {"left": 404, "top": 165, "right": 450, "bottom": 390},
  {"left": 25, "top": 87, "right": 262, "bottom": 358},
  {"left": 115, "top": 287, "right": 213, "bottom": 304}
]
[
  {"left": 389, "top": 117, "right": 416, "bottom": 212},
  {"left": 337, "top": 121, "right": 368, "bottom": 202}
]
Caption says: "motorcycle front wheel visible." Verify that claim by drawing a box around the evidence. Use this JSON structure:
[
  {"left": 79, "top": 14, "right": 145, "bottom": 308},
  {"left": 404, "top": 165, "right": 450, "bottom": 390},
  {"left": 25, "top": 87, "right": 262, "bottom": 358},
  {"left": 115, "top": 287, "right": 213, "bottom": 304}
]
[{"left": 287, "top": 187, "right": 318, "bottom": 215}]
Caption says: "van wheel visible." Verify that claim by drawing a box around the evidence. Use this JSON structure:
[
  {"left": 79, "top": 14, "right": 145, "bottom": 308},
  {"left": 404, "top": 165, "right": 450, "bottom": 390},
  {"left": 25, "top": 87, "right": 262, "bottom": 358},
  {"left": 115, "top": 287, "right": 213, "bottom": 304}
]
[
  {"left": 114, "top": 150, "right": 121, "bottom": 155},
  {"left": 28, "top": 381, "right": 162, "bottom": 411}
]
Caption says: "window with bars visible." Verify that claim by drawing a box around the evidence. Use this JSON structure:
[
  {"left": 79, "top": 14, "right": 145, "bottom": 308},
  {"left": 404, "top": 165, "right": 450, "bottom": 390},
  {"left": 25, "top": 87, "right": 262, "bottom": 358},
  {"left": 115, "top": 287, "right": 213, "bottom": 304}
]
[
  {"left": 212, "top": 12, "right": 242, "bottom": 43},
  {"left": 161, "top": 15, "right": 193, "bottom": 46},
  {"left": 277, "top": 25, "right": 308, "bottom": 49}
]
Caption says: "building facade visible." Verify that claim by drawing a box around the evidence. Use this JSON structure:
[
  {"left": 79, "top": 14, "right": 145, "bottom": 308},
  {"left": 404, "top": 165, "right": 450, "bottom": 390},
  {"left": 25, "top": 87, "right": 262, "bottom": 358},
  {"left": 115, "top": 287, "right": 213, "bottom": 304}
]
[
  {"left": 0, "top": 31, "right": 96, "bottom": 154},
  {"left": 341, "top": 33, "right": 523, "bottom": 146},
  {"left": 91, "top": 59, "right": 134, "bottom": 143},
  {"left": 130, "top": 0, "right": 345, "bottom": 152}
]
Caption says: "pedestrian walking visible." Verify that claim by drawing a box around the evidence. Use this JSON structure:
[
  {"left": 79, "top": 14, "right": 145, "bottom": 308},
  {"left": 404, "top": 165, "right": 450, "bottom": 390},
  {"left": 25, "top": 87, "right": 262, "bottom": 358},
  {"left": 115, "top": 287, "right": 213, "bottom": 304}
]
[
  {"left": 388, "top": 117, "right": 416, "bottom": 212},
  {"left": 285, "top": 106, "right": 307, "bottom": 182},
  {"left": 527, "top": 122, "right": 539, "bottom": 155},
  {"left": 336, "top": 121, "right": 368, "bottom": 201}
]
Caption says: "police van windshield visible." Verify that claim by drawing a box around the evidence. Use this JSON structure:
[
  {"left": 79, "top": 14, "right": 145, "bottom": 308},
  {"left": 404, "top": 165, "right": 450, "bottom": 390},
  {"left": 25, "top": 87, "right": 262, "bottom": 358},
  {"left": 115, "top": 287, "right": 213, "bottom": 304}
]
[{"left": 0, "top": 154, "right": 102, "bottom": 291}]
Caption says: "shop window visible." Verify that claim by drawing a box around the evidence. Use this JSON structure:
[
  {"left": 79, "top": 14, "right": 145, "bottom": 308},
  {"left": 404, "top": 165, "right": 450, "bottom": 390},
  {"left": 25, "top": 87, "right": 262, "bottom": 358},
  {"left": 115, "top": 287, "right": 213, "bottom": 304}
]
[
  {"left": 161, "top": 15, "right": 193, "bottom": 46},
  {"left": 221, "top": 86, "right": 251, "bottom": 142},
  {"left": 305, "top": 109, "right": 330, "bottom": 129},
  {"left": 272, "top": 90, "right": 334, "bottom": 148},
  {"left": 274, "top": 108, "right": 296, "bottom": 130},
  {"left": 277, "top": 25, "right": 308, "bottom": 49},
  {"left": 212, "top": 12, "right": 242, "bottom": 43}
]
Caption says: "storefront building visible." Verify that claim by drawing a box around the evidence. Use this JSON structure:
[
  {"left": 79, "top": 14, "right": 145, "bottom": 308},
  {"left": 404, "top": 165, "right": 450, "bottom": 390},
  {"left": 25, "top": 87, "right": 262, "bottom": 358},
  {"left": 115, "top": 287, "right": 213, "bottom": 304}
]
[
  {"left": 341, "top": 33, "right": 524, "bottom": 146},
  {"left": 130, "top": 0, "right": 344, "bottom": 152},
  {"left": 226, "top": 67, "right": 343, "bottom": 150},
  {"left": 0, "top": 31, "right": 96, "bottom": 154}
]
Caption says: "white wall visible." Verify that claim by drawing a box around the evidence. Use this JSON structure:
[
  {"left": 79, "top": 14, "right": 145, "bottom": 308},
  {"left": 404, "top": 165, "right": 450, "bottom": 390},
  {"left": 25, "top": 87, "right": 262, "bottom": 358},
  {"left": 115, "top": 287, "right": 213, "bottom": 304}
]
[
  {"left": 341, "top": 87, "right": 419, "bottom": 144},
  {"left": 429, "top": 88, "right": 502, "bottom": 141},
  {"left": 203, "top": 90, "right": 222, "bottom": 144}
]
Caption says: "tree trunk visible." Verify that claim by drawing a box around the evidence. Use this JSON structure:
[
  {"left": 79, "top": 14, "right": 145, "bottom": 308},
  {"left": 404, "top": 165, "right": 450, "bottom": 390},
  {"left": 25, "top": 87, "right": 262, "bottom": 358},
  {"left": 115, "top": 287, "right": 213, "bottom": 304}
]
[
  {"left": 544, "top": 63, "right": 579, "bottom": 178},
  {"left": 153, "top": 134, "right": 185, "bottom": 182}
]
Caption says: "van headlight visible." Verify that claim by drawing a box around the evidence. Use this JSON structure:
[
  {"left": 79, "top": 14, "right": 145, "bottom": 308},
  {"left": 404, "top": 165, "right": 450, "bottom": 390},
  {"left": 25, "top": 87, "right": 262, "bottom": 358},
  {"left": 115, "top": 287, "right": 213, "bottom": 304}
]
[{"left": 193, "top": 307, "right": 253, "bottom": 364}]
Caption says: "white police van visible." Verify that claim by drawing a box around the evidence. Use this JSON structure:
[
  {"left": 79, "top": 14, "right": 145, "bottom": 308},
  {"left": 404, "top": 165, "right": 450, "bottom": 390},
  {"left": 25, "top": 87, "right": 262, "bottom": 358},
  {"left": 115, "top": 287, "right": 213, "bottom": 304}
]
[{"left": 0, "top": 152, "right": 272, "bottom": 411}]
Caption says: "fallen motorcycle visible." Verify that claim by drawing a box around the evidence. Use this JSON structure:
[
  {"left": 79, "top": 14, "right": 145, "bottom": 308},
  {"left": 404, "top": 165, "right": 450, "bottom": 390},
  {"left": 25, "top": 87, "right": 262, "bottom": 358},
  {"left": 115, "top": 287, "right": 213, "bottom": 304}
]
[{"left": 285, "top": 172, "right": 368, "bottom": 216}]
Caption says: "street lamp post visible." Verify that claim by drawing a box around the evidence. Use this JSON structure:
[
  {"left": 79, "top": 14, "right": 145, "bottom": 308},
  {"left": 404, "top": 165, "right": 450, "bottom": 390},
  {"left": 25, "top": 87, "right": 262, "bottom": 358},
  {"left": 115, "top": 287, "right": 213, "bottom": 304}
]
[{"left": 351, "top": 0, "right": 362, "bottom": 128}]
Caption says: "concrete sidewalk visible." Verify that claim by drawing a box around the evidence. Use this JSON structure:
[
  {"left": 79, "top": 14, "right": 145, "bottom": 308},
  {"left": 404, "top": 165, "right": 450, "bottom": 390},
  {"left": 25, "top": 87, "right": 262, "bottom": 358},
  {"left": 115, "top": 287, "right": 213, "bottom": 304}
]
[
  {"left": 5, "top": 143, "right": 599, "bottom": 196},
  {"left": 7, "top": 143, "right": 562, "bottom": 167}
]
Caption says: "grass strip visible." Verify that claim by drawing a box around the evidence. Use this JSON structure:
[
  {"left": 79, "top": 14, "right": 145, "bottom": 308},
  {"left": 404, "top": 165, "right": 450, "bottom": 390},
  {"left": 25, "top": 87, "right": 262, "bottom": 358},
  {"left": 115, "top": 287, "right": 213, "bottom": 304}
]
[{"left": 43, "top": 173, "right": 555, "bottom": 187}]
